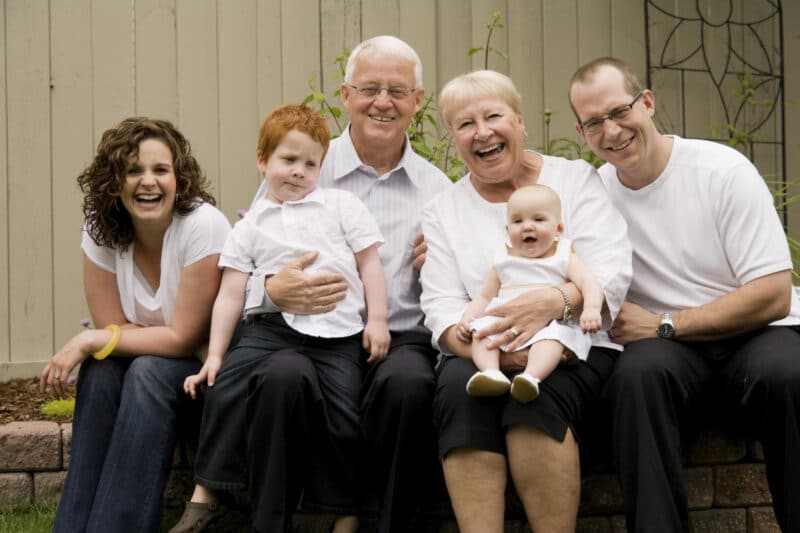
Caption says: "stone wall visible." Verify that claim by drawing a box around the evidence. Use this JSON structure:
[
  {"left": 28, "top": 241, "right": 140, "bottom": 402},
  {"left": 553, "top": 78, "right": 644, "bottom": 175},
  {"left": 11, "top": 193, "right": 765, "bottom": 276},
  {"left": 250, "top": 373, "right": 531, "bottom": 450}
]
[{"left": 0, "top": 421, "right": 780, "bottom": 532}]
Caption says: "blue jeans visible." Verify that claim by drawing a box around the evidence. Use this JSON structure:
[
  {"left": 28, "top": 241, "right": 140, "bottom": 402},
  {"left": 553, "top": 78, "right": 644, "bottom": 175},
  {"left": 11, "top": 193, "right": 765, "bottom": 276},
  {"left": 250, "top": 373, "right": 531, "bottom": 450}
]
[{"left": 53, "top": 355, "right": 201, "bottom": 533}]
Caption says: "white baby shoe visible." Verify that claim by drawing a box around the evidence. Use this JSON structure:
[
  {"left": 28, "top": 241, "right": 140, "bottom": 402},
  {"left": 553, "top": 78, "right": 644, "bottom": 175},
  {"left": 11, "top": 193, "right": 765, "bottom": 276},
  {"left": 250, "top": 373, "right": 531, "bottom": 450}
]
[{"left": 466, "top": 369, "right": 511, "bottom": 396}]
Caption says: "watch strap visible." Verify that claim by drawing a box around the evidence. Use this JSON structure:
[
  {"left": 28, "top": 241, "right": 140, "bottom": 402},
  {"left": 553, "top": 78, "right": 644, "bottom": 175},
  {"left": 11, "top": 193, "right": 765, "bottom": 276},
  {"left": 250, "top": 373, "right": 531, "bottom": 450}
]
[{"left": 553, "top": 286, "right": 573, "bottom": 321}]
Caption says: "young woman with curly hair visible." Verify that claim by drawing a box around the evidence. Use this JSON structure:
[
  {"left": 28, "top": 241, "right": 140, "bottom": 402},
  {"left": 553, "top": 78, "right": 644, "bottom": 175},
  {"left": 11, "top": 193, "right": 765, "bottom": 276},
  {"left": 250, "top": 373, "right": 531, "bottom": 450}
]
[{"left": 42, "top": 117, "right": 230, "bottom": 533}]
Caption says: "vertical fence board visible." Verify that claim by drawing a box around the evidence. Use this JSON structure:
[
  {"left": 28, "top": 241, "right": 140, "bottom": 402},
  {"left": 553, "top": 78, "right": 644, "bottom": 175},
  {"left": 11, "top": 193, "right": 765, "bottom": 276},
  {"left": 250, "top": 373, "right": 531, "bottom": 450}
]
[
  {"left": 0, "top": 0, "right": 8, "bottom": 363},
  {"left": 784, "top": 0, "right": 800, "bottom": 242},
  {"left": 7, "top": 0, "right": 53, "bottom": 362},
  {"left": 91, "top": 1, "right": 135, "bottom": 140},
  {"left": 50, "top": 0, "right": 94, "bottom": 352},
  {"left": 400, "top": 0, "right": 437, "bottom": 92},
  {"left": 577, "top": 0, "right": 611, "bottom": 65},
  {"left": 135, "top": 0, "right": 178, "bottom": 120},
  {"left": 256, "top": 0, "right": 283, "bottom": 123},
  {"left": 218, "top": 0, "right": 259, "bottom": 217},
  {"left": 319, "top": 0, "right": 359, "bottom": 135},
  {"left": 280, "top": 0, "right": 321, "bottom": 104},
  {"left": 362, "top": 0, "right": 400, "bottom": 38},
  {"left": 435, "top": 0, "right": 472, "bottom": 92},
  {"left": 177, "top": 0, "right": 221, "bottom": 200},
  {"left": 542, "top": 0, "right": 578, "bottom": 140},
  {"left": 508, "top": 0, "right": 545, "bottom": 150}
]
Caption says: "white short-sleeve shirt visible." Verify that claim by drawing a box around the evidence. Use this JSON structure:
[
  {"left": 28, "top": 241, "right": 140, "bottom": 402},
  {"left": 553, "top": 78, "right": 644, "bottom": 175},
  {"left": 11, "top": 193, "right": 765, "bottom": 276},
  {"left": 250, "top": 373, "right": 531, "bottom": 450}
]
[
  {"left": 599, "top": 136, "right": 800, "bottom": 325},
  {"left": 222, "top": 187, "right": 383, "bottom": 338},
  {"left": 81, "top": 202, "right": 231, "bottom": 326}
]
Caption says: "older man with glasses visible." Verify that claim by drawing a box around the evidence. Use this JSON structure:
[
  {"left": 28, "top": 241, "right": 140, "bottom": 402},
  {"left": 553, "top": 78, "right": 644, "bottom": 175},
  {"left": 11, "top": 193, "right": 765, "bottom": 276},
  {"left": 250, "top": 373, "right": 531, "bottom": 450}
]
[
  {"left": 569, "top": 56, "right": 800, "bottom": 533},
  {"left": 244, "top": 35, "right": 452, "bottom": 532}
]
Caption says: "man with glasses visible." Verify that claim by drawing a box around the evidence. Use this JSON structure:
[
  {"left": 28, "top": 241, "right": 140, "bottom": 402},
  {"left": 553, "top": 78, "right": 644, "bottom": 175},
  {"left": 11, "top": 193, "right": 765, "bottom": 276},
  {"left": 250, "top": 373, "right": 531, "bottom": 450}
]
[
  {"left": 246, "top": 35, "right": 451, "bottom": 532},
  {"left": 569, "top": 57, "right": 800, "bottom": 532}
]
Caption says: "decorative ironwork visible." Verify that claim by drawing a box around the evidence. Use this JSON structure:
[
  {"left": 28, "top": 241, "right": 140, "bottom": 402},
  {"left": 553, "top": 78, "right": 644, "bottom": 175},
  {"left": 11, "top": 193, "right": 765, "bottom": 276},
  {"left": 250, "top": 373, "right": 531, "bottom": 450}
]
[{"left": 645, "top": 0, "right": 785, "bottom": 219}]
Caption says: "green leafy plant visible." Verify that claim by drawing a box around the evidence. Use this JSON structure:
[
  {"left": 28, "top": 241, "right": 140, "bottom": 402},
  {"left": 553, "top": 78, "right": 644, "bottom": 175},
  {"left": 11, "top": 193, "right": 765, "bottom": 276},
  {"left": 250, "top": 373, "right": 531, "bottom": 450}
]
[
  {"left": 41, "top": 398, "right": 75, "bottom": 419},
  {"left": 468, "top": 10, "right": 508, "bottom": 67}
]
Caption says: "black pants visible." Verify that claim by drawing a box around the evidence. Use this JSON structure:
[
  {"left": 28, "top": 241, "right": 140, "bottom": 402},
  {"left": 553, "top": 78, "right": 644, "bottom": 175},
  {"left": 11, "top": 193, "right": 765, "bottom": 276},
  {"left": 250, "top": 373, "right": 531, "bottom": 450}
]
[
  {"left": 359, "top": 330, "right": 441, "bottom": 532},
  {"left": 604, "top": 326, "right": 800, "bottom": 532}
]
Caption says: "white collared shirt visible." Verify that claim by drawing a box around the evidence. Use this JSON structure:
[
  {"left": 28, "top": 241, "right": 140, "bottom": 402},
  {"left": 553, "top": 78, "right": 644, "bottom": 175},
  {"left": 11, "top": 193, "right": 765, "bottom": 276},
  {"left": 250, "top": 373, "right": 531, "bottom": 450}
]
[
  {"left": 224, "top": 187, "right": 383, "bottom": 338},
  {"left": 246, "top": 126, "right": 453, "bottom": 333}
]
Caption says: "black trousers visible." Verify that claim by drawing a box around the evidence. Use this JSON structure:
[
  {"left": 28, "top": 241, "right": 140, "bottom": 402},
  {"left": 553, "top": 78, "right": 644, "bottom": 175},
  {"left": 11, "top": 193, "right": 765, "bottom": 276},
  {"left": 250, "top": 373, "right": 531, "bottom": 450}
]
[
  {"left": 604, "top": 326, "right": 800, "bottom": 532},
  {"left": 359, "top": 330, "right": 441, "bottom": 533}
]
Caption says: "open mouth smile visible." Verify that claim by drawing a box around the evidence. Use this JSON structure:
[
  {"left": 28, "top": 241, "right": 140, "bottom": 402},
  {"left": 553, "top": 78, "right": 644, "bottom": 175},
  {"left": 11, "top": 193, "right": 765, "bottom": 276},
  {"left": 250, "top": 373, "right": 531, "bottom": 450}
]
[
  {"left": 607, "top": 137, "right": 633, "bottom": 152},
  {"left": 475, "top": 143, "right": 505, "bottom": 158},
  {"left": 134, "top": 193, "right": 164, "bottom": 204},
  {"left": 369, "top": 115, "right": 395, "bottom": 123}
]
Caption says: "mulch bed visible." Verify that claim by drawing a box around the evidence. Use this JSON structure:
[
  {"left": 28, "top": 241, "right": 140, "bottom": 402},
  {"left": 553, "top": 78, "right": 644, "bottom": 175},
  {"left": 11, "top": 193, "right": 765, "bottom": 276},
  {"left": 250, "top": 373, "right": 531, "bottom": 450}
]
[{"left": 0, "top": 377, "right": 75, "bottom": 425}]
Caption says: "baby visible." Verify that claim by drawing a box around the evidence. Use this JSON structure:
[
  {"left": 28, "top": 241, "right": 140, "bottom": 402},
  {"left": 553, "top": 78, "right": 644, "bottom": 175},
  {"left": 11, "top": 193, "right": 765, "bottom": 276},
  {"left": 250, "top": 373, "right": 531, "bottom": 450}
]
[{"left": 458, "top": 184, "right": 604, "bottom": 403}]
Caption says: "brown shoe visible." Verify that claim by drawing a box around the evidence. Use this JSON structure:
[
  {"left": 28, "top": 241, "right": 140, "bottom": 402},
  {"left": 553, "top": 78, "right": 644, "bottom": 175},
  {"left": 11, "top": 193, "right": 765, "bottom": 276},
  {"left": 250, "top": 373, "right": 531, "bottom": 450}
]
[{"left": 168, "top": 500, "right": 229, "bottom": 533}]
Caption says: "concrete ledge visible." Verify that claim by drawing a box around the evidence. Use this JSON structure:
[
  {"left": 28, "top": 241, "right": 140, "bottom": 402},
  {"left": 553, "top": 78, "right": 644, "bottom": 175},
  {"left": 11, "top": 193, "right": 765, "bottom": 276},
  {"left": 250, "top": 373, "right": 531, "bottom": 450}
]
[{"left": 0, "top": 421, "right": 780, "bottom": 532}]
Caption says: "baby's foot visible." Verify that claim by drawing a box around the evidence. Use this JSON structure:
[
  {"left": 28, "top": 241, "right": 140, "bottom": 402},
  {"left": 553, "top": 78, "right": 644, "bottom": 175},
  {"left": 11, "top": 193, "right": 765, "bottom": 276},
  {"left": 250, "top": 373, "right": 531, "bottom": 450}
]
[
  {"left": 466, "top": 370, "right": 511, "bottom": 396},
  {"left": 511, "top": 373, "right": 541, "bottom": 403}
]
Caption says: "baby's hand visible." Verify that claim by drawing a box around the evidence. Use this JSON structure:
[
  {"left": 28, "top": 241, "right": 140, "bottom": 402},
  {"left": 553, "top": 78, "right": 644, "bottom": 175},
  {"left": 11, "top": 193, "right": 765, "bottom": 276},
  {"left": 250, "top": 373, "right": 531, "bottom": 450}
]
[
  {"left": 456, "top": 313, "right": 475, "bottom": 344},
  {"left": 580, "top": 309, "right": 602, "bottom": 334},
  {"left": 364, "top": 319, "right": 391, "bottom": 365}
]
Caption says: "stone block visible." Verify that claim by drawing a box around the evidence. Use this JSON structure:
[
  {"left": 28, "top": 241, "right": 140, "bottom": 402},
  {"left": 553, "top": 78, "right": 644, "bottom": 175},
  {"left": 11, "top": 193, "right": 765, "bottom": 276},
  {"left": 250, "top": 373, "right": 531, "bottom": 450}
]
[
  {"left": 687, "top": 428, "right": 746, "bottom": 465},
  {"left": 0, "top": 472, "right": 33, "bottom": 509},
  {"left": 579, "top": 473, "right": 624, "bottom": 515},
  {"left": 684, "top": 466, "right": 713, "bottom": 509},
  {"left": 577, "top": 516, "right": 611, "bottom": 533},
  {"left": 34, "top": 471, "right": 66, "bottom": 505},
  {"left": 748, "top": 506, "right": 780, "bottom": 533},
  {"left": 689, "top": 508, "right": 746, "bottom": 533},
  {"left": 714, "top": 463, "right": 772, "bottom": 507},
  {"left": 60, "top": 423, "right": 72, "bottom": 469},
  {"left": 609, "top": 514, "right": 627, "bottom": 533},
  {"left": 0, "top": 421, "right": 61, "bottom": 471}
]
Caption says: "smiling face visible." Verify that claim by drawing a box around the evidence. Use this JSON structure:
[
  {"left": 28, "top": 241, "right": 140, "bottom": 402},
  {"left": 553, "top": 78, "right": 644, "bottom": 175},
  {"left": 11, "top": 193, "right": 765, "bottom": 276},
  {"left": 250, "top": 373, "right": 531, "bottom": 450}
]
[
  {"left": 340, "top": 50, "right": 423, "bottom": 152},
  {"left": 505, "top": 185, "right": 563, "bottom": 259},
  {"left": 120, "top": 138, "right": 177, "bottom": 232},
  {"left": 258, "top": 129, "right": 324, "bottom": 203},
  {"left": 450, "top": 97, "right": 527, "bottom": 186},
  {"left": 570, "top": 65, "right": 660, "bottom": 183}
]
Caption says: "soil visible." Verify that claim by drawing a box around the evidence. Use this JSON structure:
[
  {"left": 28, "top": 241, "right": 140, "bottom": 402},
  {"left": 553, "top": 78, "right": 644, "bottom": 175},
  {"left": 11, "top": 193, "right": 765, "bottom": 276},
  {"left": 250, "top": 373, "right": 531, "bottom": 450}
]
[{"left": 0, "top": 377, "right": 75, "bottom": 425}]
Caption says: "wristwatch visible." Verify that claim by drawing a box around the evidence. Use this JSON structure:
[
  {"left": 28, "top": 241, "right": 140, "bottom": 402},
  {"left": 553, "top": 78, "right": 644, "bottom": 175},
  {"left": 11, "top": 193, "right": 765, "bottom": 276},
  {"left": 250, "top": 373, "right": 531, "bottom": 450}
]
[
  {"left": 657, "top": 312, "right": 675, "bottom": 339},
  {"left": 553, "top": 286, "right": 573, "bottom": 321}
]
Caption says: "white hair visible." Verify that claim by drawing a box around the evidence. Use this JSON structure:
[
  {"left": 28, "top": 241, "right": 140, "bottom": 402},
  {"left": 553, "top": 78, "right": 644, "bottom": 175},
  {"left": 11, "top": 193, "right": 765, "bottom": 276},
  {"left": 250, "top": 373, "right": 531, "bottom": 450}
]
[{"left": 344, "top": 35, "right": 423, "bottom": 88}]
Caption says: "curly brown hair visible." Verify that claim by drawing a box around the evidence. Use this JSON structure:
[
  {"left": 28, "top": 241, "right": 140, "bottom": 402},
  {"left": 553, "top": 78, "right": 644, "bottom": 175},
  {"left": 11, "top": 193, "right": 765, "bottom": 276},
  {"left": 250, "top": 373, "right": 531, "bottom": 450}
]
[{"left": 78, "top": 117, "right": 215, "bottom": 250}]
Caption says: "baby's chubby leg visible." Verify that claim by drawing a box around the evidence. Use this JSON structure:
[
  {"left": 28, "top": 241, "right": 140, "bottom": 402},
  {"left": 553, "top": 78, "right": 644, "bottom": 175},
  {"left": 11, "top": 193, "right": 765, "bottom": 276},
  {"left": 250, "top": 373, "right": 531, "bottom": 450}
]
[
  {"left": 466, "top": 339, "right": 511, "bottom": 396},
  {"left": 511, "top": 340, "right": 565, "bottom": 403}
]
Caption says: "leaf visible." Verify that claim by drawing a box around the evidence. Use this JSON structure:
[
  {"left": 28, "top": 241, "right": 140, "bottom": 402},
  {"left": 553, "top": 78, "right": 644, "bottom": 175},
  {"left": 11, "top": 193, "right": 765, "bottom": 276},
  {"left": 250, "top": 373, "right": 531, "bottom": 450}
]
[{"left": 468, "top": 47, "right": 483, "bottom": 56}]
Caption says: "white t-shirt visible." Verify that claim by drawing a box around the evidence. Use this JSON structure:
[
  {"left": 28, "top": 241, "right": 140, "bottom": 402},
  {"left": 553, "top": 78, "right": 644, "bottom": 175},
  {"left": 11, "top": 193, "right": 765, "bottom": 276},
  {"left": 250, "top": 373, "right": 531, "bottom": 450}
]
[
  {"left": 222, "top": 187, "right": 383, "bottom": 338},
  {"left": 81, "top": 202, "right": 231, "bottom": 326},
  {"left": 598, "top": 136, "right": 800, "bottom": 325},
  {"left": 421, "top": 153, "right": 633, "bottom": 352}
]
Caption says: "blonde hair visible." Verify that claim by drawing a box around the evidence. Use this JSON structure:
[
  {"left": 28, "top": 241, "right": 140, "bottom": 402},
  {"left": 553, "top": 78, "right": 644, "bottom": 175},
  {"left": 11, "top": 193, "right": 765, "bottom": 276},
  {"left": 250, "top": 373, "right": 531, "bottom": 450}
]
[{"left": 437, "top": 70, "right": 522, "bottom": 131}]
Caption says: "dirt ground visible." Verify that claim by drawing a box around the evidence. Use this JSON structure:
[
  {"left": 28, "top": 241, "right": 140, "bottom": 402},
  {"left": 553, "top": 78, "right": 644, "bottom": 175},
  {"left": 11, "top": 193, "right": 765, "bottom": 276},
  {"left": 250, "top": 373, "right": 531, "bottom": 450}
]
[{"left": 0, "top": 377, "right": 75, "bottom": 425}]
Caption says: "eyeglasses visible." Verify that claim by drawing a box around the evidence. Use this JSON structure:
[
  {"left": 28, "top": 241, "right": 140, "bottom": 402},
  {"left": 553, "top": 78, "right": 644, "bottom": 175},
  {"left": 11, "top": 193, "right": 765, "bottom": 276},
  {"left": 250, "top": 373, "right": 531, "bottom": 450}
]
[
  {"left": 346, "top": 84, "right": 418, "bottom": 100},
  {"left": 579, "top": 92, "right": 643, "bottom": 135}
]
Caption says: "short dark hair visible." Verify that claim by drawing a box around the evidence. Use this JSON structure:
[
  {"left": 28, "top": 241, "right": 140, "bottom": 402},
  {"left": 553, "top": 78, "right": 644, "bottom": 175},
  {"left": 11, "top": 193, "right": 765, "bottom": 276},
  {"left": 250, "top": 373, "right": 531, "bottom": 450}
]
[{"left": 568, "top": 57, "right": 644, "bottom": 118}]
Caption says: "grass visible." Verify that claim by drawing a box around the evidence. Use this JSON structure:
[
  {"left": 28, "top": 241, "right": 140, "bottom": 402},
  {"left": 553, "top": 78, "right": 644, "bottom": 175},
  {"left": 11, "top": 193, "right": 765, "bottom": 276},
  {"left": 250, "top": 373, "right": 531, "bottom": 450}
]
[{"left": 0, "top": 504, "right": 57, "bottom": 533}]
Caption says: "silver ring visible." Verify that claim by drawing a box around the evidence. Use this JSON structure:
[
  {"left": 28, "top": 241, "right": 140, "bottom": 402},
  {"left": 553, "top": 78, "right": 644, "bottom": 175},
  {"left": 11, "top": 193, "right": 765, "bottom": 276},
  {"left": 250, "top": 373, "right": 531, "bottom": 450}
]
[
  {"left": 609, "top": 328, "right": 616, "bottom": 338},
  {"left": 509, "top": 327, "right": 520, "bottom": 337}
]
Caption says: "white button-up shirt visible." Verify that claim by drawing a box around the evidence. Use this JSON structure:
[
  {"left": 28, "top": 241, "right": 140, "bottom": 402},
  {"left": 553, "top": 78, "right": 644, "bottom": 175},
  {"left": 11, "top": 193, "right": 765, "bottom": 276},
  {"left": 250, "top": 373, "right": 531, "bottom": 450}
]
[{"left": 225, "top": 187, "right": 382, "bottom": 338}]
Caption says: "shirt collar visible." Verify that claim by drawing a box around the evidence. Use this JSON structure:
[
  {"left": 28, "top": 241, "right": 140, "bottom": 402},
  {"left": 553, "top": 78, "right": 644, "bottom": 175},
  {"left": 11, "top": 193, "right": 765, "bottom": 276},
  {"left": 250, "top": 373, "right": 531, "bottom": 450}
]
[
  {"left": 333, "top": 125, "right": 421, "bottom": 188},
  {"left": 257, "top": 187, "right": 327, "bottom": 211}
]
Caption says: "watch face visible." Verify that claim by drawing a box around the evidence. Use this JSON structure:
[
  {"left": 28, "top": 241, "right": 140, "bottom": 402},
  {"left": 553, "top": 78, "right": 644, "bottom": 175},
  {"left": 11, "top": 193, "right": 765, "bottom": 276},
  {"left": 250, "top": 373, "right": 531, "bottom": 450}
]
[{"left": 658, "top": 323, "right": 675, "bottom": 338}]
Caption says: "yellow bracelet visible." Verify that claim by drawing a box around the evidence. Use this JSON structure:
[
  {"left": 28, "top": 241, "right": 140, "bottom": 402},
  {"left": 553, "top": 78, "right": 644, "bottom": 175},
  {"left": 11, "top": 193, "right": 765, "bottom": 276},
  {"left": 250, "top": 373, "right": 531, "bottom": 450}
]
[{"left": 93, "top": 324, "right": 121, "bottom": 360}]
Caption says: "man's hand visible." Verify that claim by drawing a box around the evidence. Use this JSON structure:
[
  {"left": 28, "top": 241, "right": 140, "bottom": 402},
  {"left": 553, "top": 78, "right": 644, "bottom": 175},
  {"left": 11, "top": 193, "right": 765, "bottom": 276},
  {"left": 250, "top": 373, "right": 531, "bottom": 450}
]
[
  {"left": 499, "top": 349, "right": 528, "bottom": 372},
  {"left": 412, "top": 232, "right": 427, "bottom": 271},
  {"left": 265, "top": 251, "right": 347, "bottom": 314},
  {"left": 609, "top": 301, "right": 659, "bottom": 345}
]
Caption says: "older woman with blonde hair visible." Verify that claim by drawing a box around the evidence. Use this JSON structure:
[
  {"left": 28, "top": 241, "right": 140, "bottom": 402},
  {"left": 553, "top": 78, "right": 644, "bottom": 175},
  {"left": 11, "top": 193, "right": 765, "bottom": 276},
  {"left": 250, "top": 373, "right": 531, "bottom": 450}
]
[{"left": 420, "top": 70, "right": 631, "bottom": 531}]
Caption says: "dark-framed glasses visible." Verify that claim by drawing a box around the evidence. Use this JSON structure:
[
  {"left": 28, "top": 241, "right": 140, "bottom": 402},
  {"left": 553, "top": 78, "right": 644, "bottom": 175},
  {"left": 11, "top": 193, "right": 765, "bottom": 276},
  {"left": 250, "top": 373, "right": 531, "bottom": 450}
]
[
  {"left": 579, "top": 92, "right": 643, "bottom": 135},
  {"left": 347, "top": 84, "right": 418, "bottom": 100}
]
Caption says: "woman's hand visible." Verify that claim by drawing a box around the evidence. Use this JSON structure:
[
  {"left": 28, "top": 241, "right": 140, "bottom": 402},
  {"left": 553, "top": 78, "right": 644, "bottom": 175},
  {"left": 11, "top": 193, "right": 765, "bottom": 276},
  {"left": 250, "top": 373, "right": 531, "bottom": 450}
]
[
  {"left": 184, "top": 355, "right": 223, "bottom": 399},
  {"left": 473, "top": 286, "right": 563, "bottom": 351},
  {"left": 40, "top": 329, "right": 106, "bottom": 397},
  {"left": 363, "top": 319, "right": 391, "bottom": 365}
]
